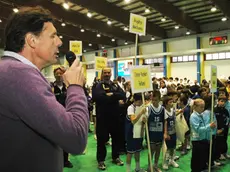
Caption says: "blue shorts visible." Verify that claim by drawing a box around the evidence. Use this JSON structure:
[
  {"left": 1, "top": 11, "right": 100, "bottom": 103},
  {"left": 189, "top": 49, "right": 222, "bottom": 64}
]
[
  {"left": 165, "top": 134, "right": 176, "bottom": 149},
  {"left": 126, "top": 138, "right": 143, "bottom": 154}
]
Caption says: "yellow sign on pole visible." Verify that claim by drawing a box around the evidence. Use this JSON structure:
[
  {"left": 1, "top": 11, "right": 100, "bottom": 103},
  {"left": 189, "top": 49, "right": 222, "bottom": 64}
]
[
  {"left": 129, "top": 13, "right": 147, "bottom": 36},
  {"left": 52, "top": 64, "right": 61, "bottom": 71},
  {"left": 211, "top": 65, "right": 217, "bottom": 93},
  {"left": 95, "top": 56, "right": 107, "bottom": 71},
  {"left": 130, "top": 66, "right": 153, "bottom": 93},
  {"left": 69, "top": 41, "right": 82, "bottom": 56}
]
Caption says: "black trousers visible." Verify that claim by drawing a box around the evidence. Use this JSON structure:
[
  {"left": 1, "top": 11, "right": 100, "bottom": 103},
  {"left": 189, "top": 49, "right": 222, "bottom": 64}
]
[
  {"left": 118, "top": 114, "right": 126, "bottom": 152},
  {"left": 215, "top": 135, "right": 225, "bottom": 159},
  {"left": 63, "top": 151, "right": 69, "bottom": 163},
  {"left": 191, "top": 140, "right": 209, "bottom": 172},
  {"left": 211, "top": 135, "right": 216, "bottom": 163},
  {"left": 96, "top": 116, "right": 120, "bottom": 162},
  {"left": 222, "top": 127, "right": 229, "bottom": 154}
]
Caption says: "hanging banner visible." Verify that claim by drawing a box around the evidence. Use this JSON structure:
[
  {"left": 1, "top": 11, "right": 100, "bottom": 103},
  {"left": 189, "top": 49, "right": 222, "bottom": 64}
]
[
  {"left": 69, "top": 41, "right": 82, "bottom": 56},
  {"left": 95, "top": 56, "right": 107, "bottom": 71},
  {"left": 211, "top": 65, "right": 217, "bottom": 93},
  {"left": 129, "top": 13, "right": 147, "bottom": 36},
  {"left": 130, "top": 65, "right": 153, "bottom": 93}
]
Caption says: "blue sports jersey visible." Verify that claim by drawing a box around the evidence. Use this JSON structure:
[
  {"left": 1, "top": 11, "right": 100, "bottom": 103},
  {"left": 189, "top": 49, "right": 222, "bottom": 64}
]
[
  {"left": 148, "top": 104, "right": 165, "bottom": 143},
  {"left": 166, "top": 110, "right": 176, "bottom": 135}
]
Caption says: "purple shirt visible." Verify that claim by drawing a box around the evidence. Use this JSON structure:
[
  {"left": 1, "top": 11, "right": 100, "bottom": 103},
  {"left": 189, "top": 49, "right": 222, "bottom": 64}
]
[{"left": 0, "top": 57, "right": 89, "bottom": 172}]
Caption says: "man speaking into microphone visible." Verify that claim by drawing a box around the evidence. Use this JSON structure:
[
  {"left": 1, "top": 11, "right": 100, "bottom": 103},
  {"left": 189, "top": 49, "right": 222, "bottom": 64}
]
[{"left": 0, "top": 6, "right": 89, "bottom": 172}]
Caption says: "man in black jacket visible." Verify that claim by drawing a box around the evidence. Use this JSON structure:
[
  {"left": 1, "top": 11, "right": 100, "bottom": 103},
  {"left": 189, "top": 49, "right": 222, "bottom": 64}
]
[
  {"left": 214, "top": 95, "right": 229, "bottom": 161},
  {"left": 93, "top": 68, "right": 126, "bottom": 170},
  {"left": 52, "top": 67, "right": 73, "bottom": 168}
]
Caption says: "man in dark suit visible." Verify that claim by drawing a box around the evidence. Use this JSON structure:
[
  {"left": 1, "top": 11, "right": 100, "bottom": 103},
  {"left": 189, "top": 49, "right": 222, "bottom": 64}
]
[
  {"left": 93, "top": 68, "right": 126, "bottom": 170},
  {"left": 52, "top": 67, "right": 73, "bottom": 168}
]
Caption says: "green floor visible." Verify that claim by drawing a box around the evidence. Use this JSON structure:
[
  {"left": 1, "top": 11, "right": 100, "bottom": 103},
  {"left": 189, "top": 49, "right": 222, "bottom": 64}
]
[{"left": 64, "top": 129, "right": 230, "bottom": 172}]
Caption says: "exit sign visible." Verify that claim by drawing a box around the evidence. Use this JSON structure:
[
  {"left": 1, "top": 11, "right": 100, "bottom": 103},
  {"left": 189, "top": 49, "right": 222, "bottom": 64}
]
[{"left": 209, "top": 36, "right": 228, "bottom": 45}]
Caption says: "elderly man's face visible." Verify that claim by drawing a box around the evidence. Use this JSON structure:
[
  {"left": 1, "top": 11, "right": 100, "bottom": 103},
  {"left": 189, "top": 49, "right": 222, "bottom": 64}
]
[
  {"left": 102, "top": 68, "right": 111, "bottom": 81},
  {"left": 33, "top": 22, "right": 62, "bottom": 67},
  {"left": 54, "top": 69, "right": 64, "bottom": 82}
]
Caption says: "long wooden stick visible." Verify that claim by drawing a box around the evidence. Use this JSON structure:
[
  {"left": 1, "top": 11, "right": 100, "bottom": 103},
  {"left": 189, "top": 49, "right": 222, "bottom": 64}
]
[
  {"left": 134, "top": 34, "right": 138, "bottom": 66},
  {"left": 142, "top": 93, "right": 153, "bottom": 172},
  {"left": 208, "top": 92, "right": 214, "bottom": 172}
]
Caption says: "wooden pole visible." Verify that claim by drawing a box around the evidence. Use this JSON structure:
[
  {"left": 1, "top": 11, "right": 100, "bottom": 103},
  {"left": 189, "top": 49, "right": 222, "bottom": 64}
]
[
  {"left": 208, "top": 92, "right": 214, "bottom": 172},
  {"left": 142, "top": 93, "right": 153, "bottom": 172},
  {"left": 134, "top": 34, "right": 138, "bottom": 66}
]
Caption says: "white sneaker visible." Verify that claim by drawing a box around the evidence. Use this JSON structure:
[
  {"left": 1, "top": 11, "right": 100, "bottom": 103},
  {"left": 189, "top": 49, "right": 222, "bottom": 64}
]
[
  {"left": 169, "top": 160, "right": 179, "bottom": 168},
  {"left": 153, "top": 166, "right": 162, "bottom": 172},
  {"left": 220, "top": 154, "right": 226, "bottom": 160},
  {"left": 162, "top": 163, "right": 168, "bottom": 170},
  {"left": 224, "top": 153, "right": 230, "bottom": 159},
  {"left": 174, "top": 155, "right": 180, "bottom": 161},
  {"left": 187, "top": 145, "right": 191, "bottom": 150},
  {"left": 214, "top": 161, "right": 221, "bottom": 166}
]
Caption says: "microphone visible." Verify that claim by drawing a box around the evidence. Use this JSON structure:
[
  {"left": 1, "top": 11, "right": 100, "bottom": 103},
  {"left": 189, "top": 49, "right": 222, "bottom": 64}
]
[{"left": 65, "top": 51, "right": 76, "bottom": 66}]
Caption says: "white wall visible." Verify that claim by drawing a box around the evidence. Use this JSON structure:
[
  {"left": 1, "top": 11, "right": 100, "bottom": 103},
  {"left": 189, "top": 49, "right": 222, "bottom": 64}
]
[
  {"left": 86, "top": 68, "right": 114, "bottom": 87},
  {"left": 168, "top": 38, "right": 197, "bottom": 53},
  {"left": 84, "top": 52, "right": 95, "bottom": 62},
  {"left": 141, "top": 42, "right": 163, "bottom": 54},
  {"left": 87, "top": 69, "right": 96, "bottom": 86},
  {"left": 118, "top": 47, "right": 135, "bottom": 57},
  {"left": 171, "top": 62, "right": 197, "bottom": 81},
  {"left": 84, "top": 50, "right": 115, "bottom": 85},
  {"left": 107, "top": 49, "right": 114, "bottom": 58},
  {"left": 0, "top": 49, "right": 3, "bottom": 57},
  {"left": 204, "top": 60, "right": 230, "bottom": 80}
]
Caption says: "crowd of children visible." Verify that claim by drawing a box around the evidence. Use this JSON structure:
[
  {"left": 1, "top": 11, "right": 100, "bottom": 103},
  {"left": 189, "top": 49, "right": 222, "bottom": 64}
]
[{"left": 88, "top": 76, "right": 230, "bottom": 172}]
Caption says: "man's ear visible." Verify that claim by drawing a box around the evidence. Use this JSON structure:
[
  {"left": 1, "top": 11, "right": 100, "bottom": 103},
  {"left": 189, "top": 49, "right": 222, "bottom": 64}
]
[{"left": 25, "top": 33, "right": 37, "bottom": 48}]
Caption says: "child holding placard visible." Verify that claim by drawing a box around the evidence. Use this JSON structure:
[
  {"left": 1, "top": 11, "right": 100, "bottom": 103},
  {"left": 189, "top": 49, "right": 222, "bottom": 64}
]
[
  {"left": 162, "top": 96, "right": 179, "bottom": 170},
  {"left": 146, "top": 91, "right": 165, "bottom": 172},
  {"left": 125, "top": 93, "right": 147, "bottom": 172}
]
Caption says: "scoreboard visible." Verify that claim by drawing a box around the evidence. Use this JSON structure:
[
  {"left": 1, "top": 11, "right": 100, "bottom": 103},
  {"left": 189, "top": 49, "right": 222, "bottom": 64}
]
[{"left": 209, "top": 36, "right": 228, "bottom": 45}]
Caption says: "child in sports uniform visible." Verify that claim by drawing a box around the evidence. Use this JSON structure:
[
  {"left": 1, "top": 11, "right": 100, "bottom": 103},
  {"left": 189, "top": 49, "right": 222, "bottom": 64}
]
[
  {"left": 162, "top": 96, "right": 179, "bottom": 170},
  {"left": 126, "top": 93, "right": 146, "bottom": 172},
  {"left": 146, "top": 91, "right": 165, "bottom": 172}
]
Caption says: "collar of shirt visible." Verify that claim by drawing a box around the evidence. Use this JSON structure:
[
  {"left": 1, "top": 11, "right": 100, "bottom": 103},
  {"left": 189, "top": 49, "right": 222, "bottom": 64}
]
[{"left": 3, "top": 51, "right": 39, "bottom": 70}]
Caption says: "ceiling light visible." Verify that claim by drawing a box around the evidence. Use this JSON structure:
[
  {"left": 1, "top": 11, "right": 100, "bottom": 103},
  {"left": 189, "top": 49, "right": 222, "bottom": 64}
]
[
  {"left": 0, "top": 19, "right": 2, "bottom": 23},
  {"left": 125, "top": 0, "right": 131, "bottom": 3},
  {"left": 145, "top": 8, "right": 150, "bottom": 13},
  {"left": 59, "top": 35, "right": 63, "bottom": 39},
  {"left": 151, "top": 36, "right": 155, "bottom": 41},
  {"left": 89, "top": 43, "right": 92, "bottom": 46},
  {"left": 13, "top": 8, "right": 19, "bottom": 13},
  {"left": 61, "top": 23, "right": 66, "bottom": 27},
  {"left": 124, "top": 27, "right": 128, "bottom": 31},
  {"left": 62, "top": 3, "right": 69, "bottom": 10},
  {"left": 175, "top": 25, "right": 179, "bottom": 29},
  {"left": 186, "top": 31, "right": 190, "bottom": 35},
  {"left": 107, "top": 20, "right": 112, "bottom": 25},
  {"left": 125, "top": 41, "right": 128, "bottom": 45},
  {"left": 222, "top": 17, "right": 227, "bottom": 21},
  {"left": 80, "top": 28, "right": 85, "bottom": 32},
  {"left": 102, "top": 46, "right": 105, "bottom": 49},
  {"left": 161, "top": 17, "right": 166, "bottom": 22},
  {"left": 111, "top": 38, "right": 115, "bottom": 42},
  {"left": 84, "top": 50, "right": 86, "bottom": 53},
  {"left": 211, "top": 6, "right": 217, "bottom": 12},
  {"left": 97, "top": 33, "right": 101, "bottom": 37},
  {"left": 87, "top": 12, "right": 92, "bottom": 18}
]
